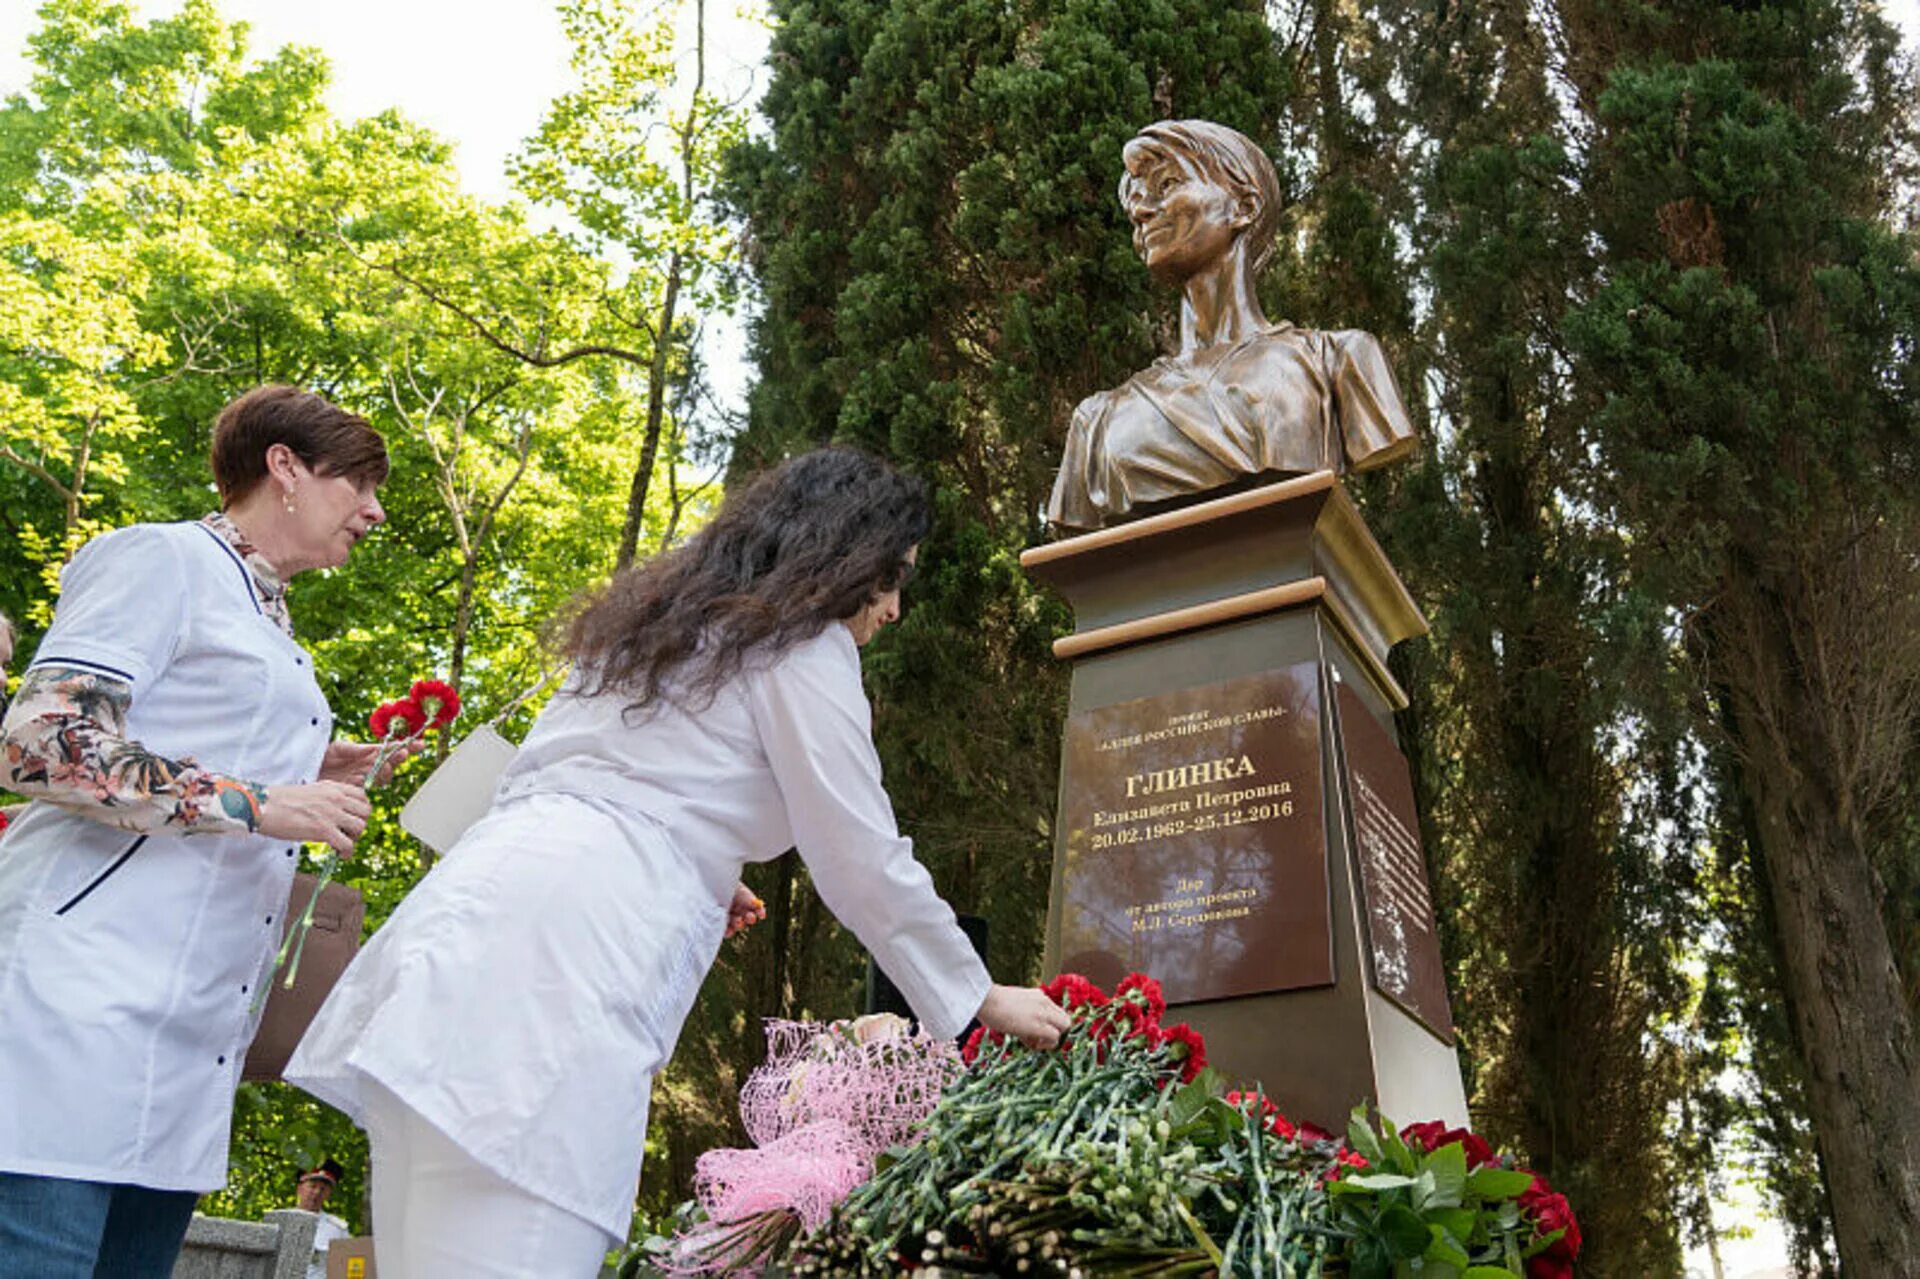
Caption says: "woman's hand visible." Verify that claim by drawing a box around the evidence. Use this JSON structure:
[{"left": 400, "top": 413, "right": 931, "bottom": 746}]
[
  {"left": 257, "top": 781, "right": 371, "bottom": 856},
  {"left": 976, "top": 983, "right": 1073, "bottom": 1050},
  {"left": 319, "top": 738, "right": 428, "bottom": 788},
  {"left": 725, "top": 882, "right": 767, "bottom": 939}
]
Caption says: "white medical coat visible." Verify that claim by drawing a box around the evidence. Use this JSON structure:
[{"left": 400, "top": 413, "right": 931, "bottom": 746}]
[
  {"left": 0, "top": 522, "right": 333, "bottom": 1191},
  {"left": 287, "top": 624, "right": 992, "bottom": 1239}
]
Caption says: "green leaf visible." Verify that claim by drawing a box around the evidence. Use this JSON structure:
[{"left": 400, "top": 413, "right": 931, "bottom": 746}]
[
  {"left": 1351, "top": 1247, "right": 1392, "bottom": 1279},
  {"left": 1466, "top": 1167, "right": 1535, "bottom": 1201},
  {"left": 1347, "top": 1105, "right": 1387, "bottom": 1165},
  {"left": 1432, "top": 1208, "right": 1479, "bottom": 1243},
  {"left": 1381, "top": 1204, "right": 1432, "bottom": 1259},
  {"left": 1523, "top": 1226, "right": 1568, "bottom": 1257},
  {"left": 1344, "top": 1173, "right": 1419, "bottom": 1191},
  {"left": 1168, "top": 1075, "right": 1214, "bottom": 1126},
  {"left": 1381, "top": 1121, "right": 1416, "bottom": 1172},
  {"left": 1423, "top": 1141, "right": 1469, "bottom": 1209},
  {"left": 1424, "top": 1224, "right": 1473, "bottom": 1267},
  {"left": 1188, "top": 1064, "right": 1228, "bottom": 1097},
  {"left": 1464, "top": 1268, "right": 1520, "bottom": 1278}
]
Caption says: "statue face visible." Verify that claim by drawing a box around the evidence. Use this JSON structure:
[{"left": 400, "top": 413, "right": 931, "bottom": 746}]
[{"left": 1121, "top": 140, "right": 1246, "bottom": 283}]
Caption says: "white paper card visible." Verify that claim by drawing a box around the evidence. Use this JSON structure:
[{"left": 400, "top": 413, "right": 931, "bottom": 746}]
[{"left": 399, "top": 724, "right": 519, "bottom": 855}]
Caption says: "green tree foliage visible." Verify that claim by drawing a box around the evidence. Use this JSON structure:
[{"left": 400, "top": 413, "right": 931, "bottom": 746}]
[
  {"left": 1559, "top": 1, "right": 1920, "bottom": 1270},
  {"left": 0, "top": 0, "right": 701, "bottom": 1227},
  {"left": 729, "top": 1, "right": 1917, "bottom": 1273},
  {"left": 10, "top": 0, "right": 1920, "bottom": 1261},
  {"left": 1368, "top": 13, "right": 1694, "bottom": 1279},
  {"left": 683, "top": 0, "right": 1291, "bottom": 1223},
  {"left": 509, "top": 0, "right": 742, "bottom": 568}
]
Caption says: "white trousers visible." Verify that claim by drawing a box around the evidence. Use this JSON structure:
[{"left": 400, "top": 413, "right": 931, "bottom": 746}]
[{"left": 361, "top": 1081, "right": 616, "bottom": 1279}]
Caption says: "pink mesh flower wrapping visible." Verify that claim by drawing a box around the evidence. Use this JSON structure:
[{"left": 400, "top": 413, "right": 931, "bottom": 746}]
[
  {"left": 692, "top": 1119, "right": 868, "bottom": 1234},
  {"left": 666, "top": 1015, "right": 961, "bottom": 1273}
]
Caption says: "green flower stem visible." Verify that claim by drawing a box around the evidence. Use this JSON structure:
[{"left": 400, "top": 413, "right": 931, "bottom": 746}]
[{"left": 250, "top": 726, "right": 417, "bottom": 1013}]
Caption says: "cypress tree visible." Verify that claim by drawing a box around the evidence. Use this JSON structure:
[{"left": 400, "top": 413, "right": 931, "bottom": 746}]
[
  {"left": 1562, "top": 0, "right": 1920, "bottom": 1269},
  {"left": 649, "top": 0, "right": 1291, "bottom": 1206},
  {"left": 1351, "top": 0, "right": 1700, "bottom": 1269}
]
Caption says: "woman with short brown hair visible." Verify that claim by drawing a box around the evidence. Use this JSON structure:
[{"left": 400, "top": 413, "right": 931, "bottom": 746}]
[{"left": 0, "top": 385, "right": 399, "bottom": 1279}]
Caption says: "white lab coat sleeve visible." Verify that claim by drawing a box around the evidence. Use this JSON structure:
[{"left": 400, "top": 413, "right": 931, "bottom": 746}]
[
  {"left": 27, "top": 525, "right": 187, "bottom": 691},
  {"left": 746, "top": 631, "right": 991, "bottom": 1040}
]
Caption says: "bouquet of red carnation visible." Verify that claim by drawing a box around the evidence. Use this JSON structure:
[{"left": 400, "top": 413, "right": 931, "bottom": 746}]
[
  {"left": 790, "top": 972, "right": 1344, "bottom": 1277},
  {"left": 770, "top": 971, "right": 1579, "bottom": 1279},
  {"left": 260, "top": 678, "right": 462, "bottom": 1001},
  {"left": 959, "top": 970, "right": 1208, "bottom": 1086}
]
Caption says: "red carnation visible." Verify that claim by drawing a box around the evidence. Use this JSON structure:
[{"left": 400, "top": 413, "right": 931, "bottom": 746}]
[
  {"left": 960, "top": 1025, "right": 1003, "bottom": 1065},
  {"left": 408, "top": 678, "right": 461, "bottom": 729},
  {"left": 1401, "top": 1120, "right": 1497, "bottom": 1169},
  {"left": 0, "top": 810, "right": 10, "bottom": 836},
  {"left": 1319, "top": 1143, "right": 1371, "bottom": 1187},
  {"left": 1297, "top": 1120, "right": 1334, "bottom": 1144},
  {"left": 1107, "top": 999, "right": 1154, "bottom": 1038},
  {"left": 1226, "top": 1090, "right": 1299, "bottom": 1140},
  {"left": 369, "top": 698, "right": 428, "bottom": 740},
  {"left": 1158, "top": 1021, "right": 1207, "bottom": 1083},
  {"left": 1115, "top": 972, "right": 1167, "bottom": 1019},
  {"left": 1519, "top": 1175, "right": 1582, "bottom": 1279},
  {"left": 1041, "top": 972, "right": 1107, "bottom": 1011}
]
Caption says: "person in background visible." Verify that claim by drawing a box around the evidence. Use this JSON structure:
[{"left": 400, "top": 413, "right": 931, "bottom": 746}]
[
  {"left": 0, "top": 609, "right": 15, "bottom": 722},
  {"left": 0, "top": 385, "right": 398, "bottom": 1279},
  {"left": 292, "top": 1160, "right": 350, "bottom": 1279},
  {"left": 289, "top": 447, "right": 1072, "bottom": 1279}
]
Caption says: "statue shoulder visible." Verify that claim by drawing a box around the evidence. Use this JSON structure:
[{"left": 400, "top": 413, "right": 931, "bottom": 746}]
[
  {"left": 1326, "top": 328, "right": 1390, "bottom": 358},
  {"left": 1070, "top": 361, "right": 1175, "bottom": 420},
  {"left": 1246, "top": 325, "right": 1387, "bottom": 359},
  {"left": 1247, "top": 326, "right": 1397, "bottom": 379}
]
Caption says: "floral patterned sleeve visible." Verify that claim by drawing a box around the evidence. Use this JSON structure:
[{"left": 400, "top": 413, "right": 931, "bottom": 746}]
[{"left": 0, "top": 665, "right": 267, "bottom": 835}]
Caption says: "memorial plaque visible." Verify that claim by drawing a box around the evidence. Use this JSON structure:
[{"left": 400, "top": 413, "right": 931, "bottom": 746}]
[
  {"left": 1056, "top": 665, "right": 1331, "bottom": 1005},
  {"left": 1334, "top": 681, "right": 1453, "bottom": 1042}
]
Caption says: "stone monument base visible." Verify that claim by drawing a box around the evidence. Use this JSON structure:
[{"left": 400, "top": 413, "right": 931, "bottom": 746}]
[{"left": 1022, "top": 471, "right": 1467, "bottom": 1131}]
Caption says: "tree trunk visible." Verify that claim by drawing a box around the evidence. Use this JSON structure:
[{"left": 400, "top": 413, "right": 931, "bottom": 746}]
[
  {"left": 449, "top": 556, "right": 476, "bottom": 720},
  {"left": 767, "top": 851, "right": 797, "bottom": 1020},
  {"left": 1713, "top": 617, "right": 1920, "bottom": 1276},
  {"left": 615, "top": 255, "right": 682, "bottom": 571}
]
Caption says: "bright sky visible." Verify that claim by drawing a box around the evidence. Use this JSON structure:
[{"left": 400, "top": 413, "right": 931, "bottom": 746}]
[
  {"left": 0, "top": 0, "right": 771, "bottom": 204},
  {"left": 4, "top": 4, "right": 1918, "bottom": 1274}
]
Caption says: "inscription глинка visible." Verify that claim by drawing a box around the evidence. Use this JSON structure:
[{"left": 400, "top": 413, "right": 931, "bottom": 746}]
[{"left": 1057, "top": 665, "right": 1333, "bottom": 1005}]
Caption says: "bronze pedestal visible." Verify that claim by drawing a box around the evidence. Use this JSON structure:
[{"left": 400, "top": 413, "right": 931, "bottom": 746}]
[{"left": 1023, "top": 470, "right": 1467, "bottom": 1130}]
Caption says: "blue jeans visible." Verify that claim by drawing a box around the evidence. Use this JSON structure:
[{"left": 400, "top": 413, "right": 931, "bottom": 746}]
[{"left": 0, "top": 1172, "right": 197, "bottom": 1279}]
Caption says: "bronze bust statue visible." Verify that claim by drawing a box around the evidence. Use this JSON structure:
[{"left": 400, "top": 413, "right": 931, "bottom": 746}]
[{"left": 1047, "top": 120, "right": 1418, "bottom": 533}]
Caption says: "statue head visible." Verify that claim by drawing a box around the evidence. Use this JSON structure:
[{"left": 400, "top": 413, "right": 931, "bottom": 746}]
[{"left": 1119, "top": 120, "right": 1281, "bottom": 286}]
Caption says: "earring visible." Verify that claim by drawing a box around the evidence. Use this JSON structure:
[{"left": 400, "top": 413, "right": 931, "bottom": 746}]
[{"left": 283, "top": 487, "right": 297, "bottom": 514}]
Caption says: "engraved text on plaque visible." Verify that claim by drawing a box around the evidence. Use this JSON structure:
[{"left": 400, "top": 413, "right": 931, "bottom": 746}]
[{"left": 1056, "top": 666, "right": 1332, "bottom": 1005}]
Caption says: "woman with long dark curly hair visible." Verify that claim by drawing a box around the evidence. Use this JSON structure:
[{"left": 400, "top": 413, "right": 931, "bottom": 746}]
[{"left": 288, "top": 448, "right": 1069, "bottom": 1279}]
